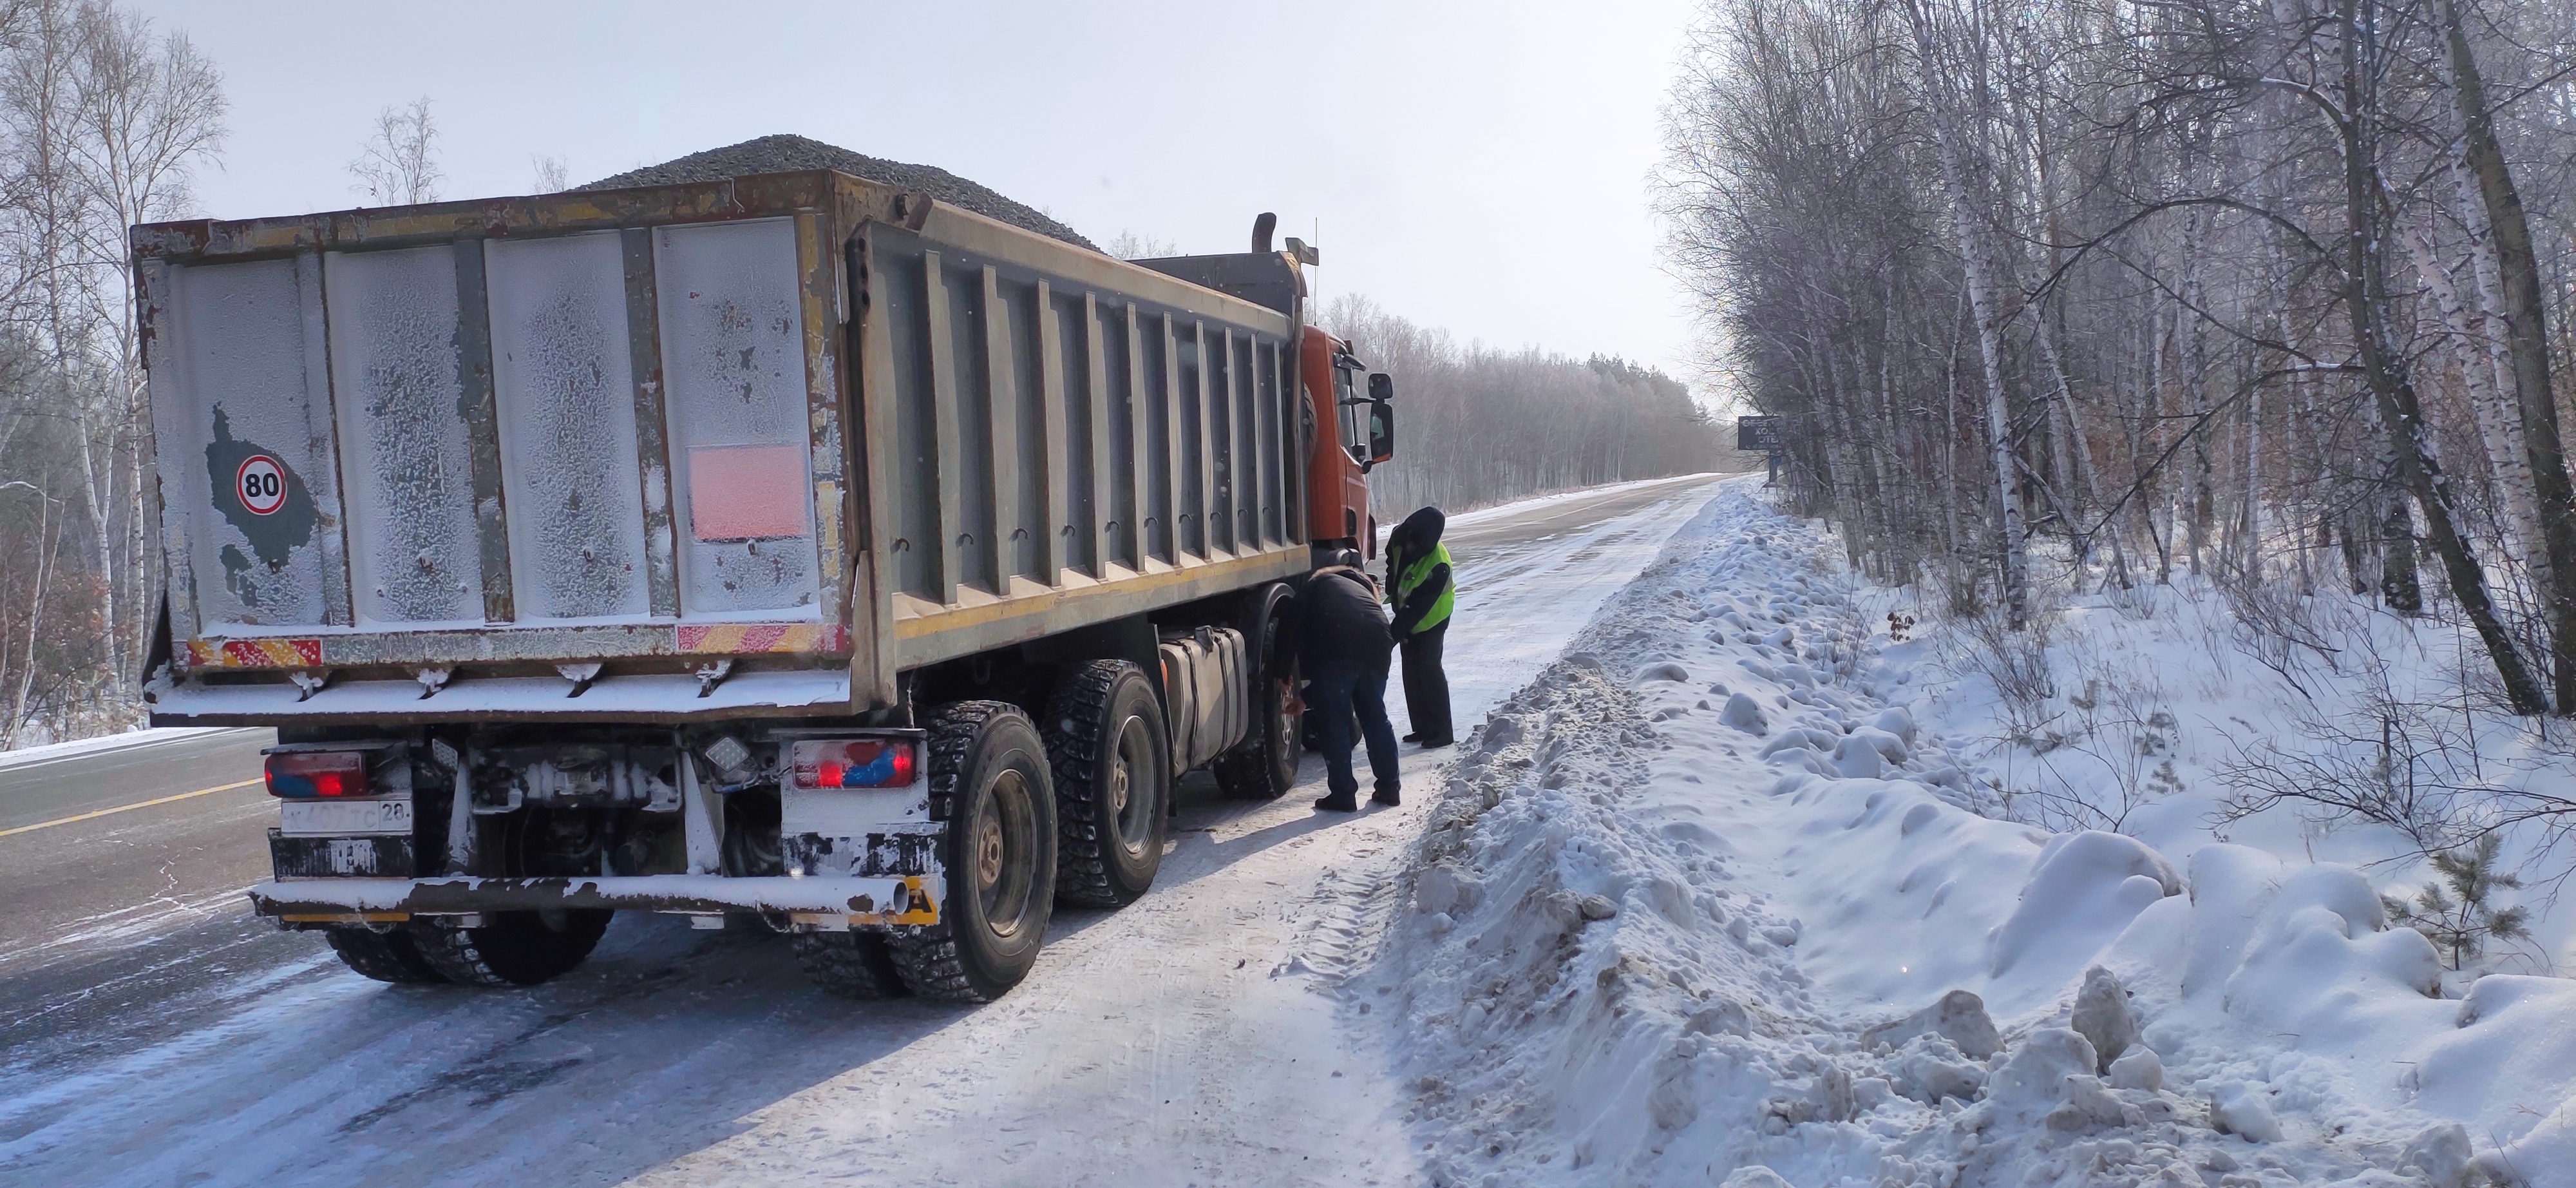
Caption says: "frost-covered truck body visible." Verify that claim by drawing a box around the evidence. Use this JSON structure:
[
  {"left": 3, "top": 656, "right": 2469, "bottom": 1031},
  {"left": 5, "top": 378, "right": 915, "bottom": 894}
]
[{"left": 131, "top": 170, "right": 1397, "bottom": 999}]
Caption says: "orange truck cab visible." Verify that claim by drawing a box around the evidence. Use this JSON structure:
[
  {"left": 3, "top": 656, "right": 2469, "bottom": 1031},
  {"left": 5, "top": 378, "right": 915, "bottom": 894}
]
[{"left": 1300, "top": 326, "right": 1394, "bottom": 559}]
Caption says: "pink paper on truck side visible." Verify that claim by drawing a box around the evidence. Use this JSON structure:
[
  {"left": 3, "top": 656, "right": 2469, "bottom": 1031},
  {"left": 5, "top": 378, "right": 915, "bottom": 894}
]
[{"left": 687, "top": 443, "right": 812, "bottom": 541}]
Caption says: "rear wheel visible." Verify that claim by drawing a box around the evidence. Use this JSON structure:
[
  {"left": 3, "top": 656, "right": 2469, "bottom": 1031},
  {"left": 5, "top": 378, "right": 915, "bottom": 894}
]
[
  {"left": 412, "top": 909, "right": 612, "bottom": 987},
  {"left": 889, "top": 701, "right": 1058, "bottom": 1002},
  {"left": 1216, "top": 584, "right": 1301, "bottom": 800},
  {"left": 325, "top": 925, "right": 449, "bottom": 985},
  {"left": 1045, "top": 660, "right": 1171, "bottom": 907},
  {"left": 791, "top": 930, "right": 909, "bottom": 1000}
]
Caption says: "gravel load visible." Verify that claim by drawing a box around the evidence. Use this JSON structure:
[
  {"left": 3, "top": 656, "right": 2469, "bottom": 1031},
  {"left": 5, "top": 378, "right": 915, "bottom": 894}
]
[{"left": 579, "top": 133, "right": 1096, "bottom": 251}]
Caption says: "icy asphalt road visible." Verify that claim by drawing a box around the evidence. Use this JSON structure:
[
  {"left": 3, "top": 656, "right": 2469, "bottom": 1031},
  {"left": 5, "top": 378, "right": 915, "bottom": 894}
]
[{"left": 0, "top": 473, "right": 1730, "bottom": 1188}]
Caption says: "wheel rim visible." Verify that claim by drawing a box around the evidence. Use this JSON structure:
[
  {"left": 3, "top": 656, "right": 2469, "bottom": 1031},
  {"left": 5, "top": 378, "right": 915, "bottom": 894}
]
[
  {"left": 1112, "top": 714, "right": 1155, "bottom": 859},
  {"left": 1265, "top": 611, "right": 1296, "bottom": 765},
  {"left": 974, "top": 767, "right": 1037, "bottom": 938}
]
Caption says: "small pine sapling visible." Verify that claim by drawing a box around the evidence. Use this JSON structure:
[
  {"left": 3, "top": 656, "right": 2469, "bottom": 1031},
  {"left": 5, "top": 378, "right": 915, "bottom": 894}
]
[{"left": 2383, "top": 836, "right": 2530, "bottom": 971}]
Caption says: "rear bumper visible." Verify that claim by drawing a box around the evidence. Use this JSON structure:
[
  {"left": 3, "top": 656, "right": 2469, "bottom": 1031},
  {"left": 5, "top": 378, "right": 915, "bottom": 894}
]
[{"left": 248, "top": 873, "right": 941, "bottom": 927}]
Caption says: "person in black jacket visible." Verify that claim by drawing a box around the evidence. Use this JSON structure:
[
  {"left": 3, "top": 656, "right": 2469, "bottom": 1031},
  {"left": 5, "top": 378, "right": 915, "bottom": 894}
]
[
  {"left": 1385, "top": 506, "right": 1455, "bottom": 748},
  {"left": 1296, "top": 550, "right": 1401, "bottom": 810}
]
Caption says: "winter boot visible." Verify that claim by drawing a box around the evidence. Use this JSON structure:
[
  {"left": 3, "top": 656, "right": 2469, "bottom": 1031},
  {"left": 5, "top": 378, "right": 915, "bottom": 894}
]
[{"left": 1313, "top": 793, "right": 1359, "bottom": 812}]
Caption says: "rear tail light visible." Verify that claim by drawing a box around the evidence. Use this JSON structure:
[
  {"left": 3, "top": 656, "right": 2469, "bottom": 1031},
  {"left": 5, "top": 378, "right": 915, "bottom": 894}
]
[
  {"left": 790, "top": 739, "right": 916, "bottom": 789},
  {"left": 265, "top": 750, "right": 370, "bottom": 798}
]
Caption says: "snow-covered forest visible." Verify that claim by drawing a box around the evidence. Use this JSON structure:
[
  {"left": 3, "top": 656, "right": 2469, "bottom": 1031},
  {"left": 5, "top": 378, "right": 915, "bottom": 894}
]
[
  {"left": 1664, "top": 0, "right": 2576, "bottom": 684},
  {"left": 1327, "top": 294, "right": 1726, "bottom": 516},
  {"left": 1663, "top": 0, "right": 2576, "bottom": 869},
  {"left": 0, "top": 0, "right": 222, "bottom": 749}
]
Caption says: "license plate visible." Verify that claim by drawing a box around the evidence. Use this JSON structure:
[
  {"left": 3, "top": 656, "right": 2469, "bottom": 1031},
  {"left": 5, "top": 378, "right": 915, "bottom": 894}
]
[
  {"left": 279, "top": 797, "right": 413, "bottom": 837},
  {"left": 782, "top": 785, "right": 929, "bottom": 838}
]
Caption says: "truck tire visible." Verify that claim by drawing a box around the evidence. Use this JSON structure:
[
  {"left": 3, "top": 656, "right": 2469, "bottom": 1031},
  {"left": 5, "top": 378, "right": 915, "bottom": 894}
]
[
  {"left": 412, "top": 909, "right": 612, "bottom": 987},
  {"left": 889, "top": 701, "right": 1058, "bottom": 1002},
  {"left": 791, "top": 931, "right": 909, "bottom": 1000},
  {"left": 325, "top": 926, "right": 450, "bottom": 985},
  {"left": 1215, "top": 584, "right": 1300, "bottom": 800},
  {"left": 1044, "top": 660, "right": 1170, "bottom": 907}
]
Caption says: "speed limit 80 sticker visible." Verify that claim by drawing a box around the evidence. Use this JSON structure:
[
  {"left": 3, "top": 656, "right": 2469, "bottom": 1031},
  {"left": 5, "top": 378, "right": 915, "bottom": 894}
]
[{"left": 235, "top": 455, "right": 287, "bottom": 515}]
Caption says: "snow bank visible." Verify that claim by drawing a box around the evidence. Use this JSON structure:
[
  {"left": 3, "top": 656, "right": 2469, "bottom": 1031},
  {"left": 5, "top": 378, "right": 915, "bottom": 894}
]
[
  {"left": 0, "top": 726, "right": 249, "bottom": 771},
  {"left": 1373, "top": 479, "right": 2559, "bottom": 1186}
]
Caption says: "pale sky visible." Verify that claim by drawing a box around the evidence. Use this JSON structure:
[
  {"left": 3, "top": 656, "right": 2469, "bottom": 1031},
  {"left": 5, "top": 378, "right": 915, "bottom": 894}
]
[{"left": 133, "top": 0, "right": 1706, "bottom": 390}]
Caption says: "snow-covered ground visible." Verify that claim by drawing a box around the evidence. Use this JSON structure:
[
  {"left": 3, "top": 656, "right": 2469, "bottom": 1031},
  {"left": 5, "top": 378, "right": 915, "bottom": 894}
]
[
  {"left": 1368, "top": 478, "right": 2559, "bottom": 1186},
  {"left": 0, "top": 725, "right": 245, "bottom": 771},
  {"left": 0, "top": 475, "right": 1727, "bottom": 1188}
]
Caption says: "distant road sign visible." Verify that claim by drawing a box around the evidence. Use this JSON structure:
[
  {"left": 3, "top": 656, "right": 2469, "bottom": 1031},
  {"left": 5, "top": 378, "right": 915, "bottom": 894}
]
[{"left": 1736, "top": 416, "right": 1782, "bottom": 452}]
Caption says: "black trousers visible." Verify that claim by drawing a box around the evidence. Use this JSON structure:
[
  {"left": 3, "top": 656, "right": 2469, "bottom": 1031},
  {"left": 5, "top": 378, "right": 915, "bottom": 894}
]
[{"left": 1399, "top": 620, "right": 1453, "bottom": 743}]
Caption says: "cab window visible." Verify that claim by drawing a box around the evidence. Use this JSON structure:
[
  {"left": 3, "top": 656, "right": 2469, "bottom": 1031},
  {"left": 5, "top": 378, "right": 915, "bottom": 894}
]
[{"left": 1334, "top": 360, "right": 1365, "bottom": 463}]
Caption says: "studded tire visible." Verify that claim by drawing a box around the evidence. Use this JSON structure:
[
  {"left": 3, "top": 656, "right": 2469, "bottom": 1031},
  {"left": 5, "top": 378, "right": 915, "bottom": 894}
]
[
  {"left": 1215, "top": 584, "right": 1300, "bottom": 800},
  {"left": 1043, "top": 660, "right": 1171, "bottom": 908},
  {"left": 888, "top": 700, "right": 1058, "bottom": 1002},
  {"left": 412, "top": 909, "right": 612, "bottom": 987},
  {"left": 791, "top": 930, "right": 910, "bottom": 1000},
  {"left": 324, "top": 925, "right": 450, "bottom": 985}
]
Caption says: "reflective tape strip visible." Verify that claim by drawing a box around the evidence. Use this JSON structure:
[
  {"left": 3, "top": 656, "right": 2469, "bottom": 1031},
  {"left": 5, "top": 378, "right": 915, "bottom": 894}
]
[
  {"left": 675, "top": 623, "right": 848, "bottom": 654},
  {"left": 187, "top": 638, "right": 323, "bottom": 667}
]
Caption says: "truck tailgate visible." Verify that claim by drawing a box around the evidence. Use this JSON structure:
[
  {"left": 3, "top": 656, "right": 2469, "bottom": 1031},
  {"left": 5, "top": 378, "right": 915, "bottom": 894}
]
[{"left": 137, "top": 177, "right": 855, "bottom": 721}]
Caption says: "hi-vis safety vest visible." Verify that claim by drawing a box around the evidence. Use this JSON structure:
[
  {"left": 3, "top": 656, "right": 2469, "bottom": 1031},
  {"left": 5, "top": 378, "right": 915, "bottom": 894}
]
[{"left": 1395, "top": 542, "right": 1455, "bottom": 633}]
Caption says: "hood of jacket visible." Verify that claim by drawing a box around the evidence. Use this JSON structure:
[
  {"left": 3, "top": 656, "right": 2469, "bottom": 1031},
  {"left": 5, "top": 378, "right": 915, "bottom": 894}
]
[{"left": 1394, "top": 506, "right": 1446, "bottom": 553}]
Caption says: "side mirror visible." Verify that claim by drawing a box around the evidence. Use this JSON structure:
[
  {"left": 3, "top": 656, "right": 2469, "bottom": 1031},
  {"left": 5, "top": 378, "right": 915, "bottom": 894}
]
[
  {"left": 1364, "top": 399, "right": 1395, "bottom": 470},
  {"left": 1368, "top": 372, "right": 1394, "bottom": 402}
]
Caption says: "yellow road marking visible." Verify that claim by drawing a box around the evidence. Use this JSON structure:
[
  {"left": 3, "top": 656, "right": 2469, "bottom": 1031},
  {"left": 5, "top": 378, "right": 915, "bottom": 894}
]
[{"left": 0, "top": 778, "right": 263, "bottom": 839}]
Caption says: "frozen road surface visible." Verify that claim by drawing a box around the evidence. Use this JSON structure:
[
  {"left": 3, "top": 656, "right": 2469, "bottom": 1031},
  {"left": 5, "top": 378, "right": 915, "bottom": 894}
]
[{"left": 0, "top": 474, "right": 1728, "bottom": 1188}]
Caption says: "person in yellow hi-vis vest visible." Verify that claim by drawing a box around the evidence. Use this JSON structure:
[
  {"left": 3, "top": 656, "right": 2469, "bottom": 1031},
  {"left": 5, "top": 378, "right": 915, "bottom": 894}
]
[{"left": 1385, "top": 506, "right": 1455, "bottom": 747}]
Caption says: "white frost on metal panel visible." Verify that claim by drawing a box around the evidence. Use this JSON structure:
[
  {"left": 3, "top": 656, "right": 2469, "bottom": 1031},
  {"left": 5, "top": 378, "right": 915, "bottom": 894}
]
[
  {"left": 653, "top": 218, "right": 820, "bottom": 618},
  {"left": 326, "top": 245, "right": 485, "bottom": 628},
  {"left": 486, "top": 233, "right": 652, "bottom": 620},
  {"left": 168, "top": 258, "right": 332, "bottom": 628},
  {"left": 152, "top": 666, "right": 851, "bottom": 716}
]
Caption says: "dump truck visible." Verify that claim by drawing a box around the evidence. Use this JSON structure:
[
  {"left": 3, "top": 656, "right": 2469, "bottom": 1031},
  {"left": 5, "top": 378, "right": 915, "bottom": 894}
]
[{"left": 131, "top": 169, "right": 1397, "bottom": 1001}]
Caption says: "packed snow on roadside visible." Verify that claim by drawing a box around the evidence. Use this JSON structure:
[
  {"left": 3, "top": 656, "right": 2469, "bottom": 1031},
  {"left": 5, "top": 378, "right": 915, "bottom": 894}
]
[
  {"left": 0, "top": 725, "right": 241, "bottom": 770},
  {"left": 1365, "top": 477, "right": 2570, "bottom": 1187}
]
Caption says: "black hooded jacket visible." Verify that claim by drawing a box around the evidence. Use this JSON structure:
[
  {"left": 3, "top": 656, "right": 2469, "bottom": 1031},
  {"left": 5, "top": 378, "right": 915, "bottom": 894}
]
[
  {"left": 1294, "top": 565, "right": 1394, "bottom": 675},
  {"left": 1386, "top": 506, "right": 1452, "bottom": 638}
]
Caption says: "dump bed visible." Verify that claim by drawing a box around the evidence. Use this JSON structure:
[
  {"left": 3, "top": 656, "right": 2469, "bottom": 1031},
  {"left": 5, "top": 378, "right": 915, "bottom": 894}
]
[{"left": 136, "top": 171, "right": 1309, "bottom": 724}]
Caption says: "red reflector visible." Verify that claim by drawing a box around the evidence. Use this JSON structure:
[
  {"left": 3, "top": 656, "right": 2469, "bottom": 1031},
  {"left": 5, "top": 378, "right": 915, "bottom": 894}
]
[
  {"left": 265, "top": 750, "right": 370, "bottom": 798},
  {"left": 790, "top": 739, "right": 916, "bottom": 789}
]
